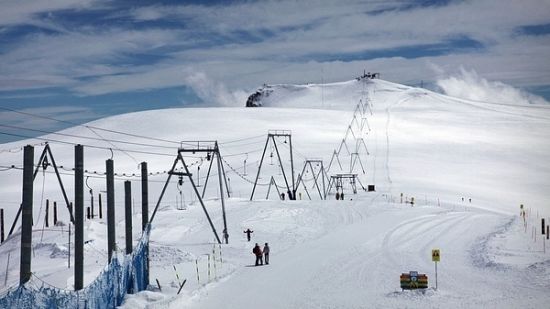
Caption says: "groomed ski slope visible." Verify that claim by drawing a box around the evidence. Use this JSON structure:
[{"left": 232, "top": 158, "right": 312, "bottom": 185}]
[{"left": 0, "top": 78, "right": 549, "bottom": 308}]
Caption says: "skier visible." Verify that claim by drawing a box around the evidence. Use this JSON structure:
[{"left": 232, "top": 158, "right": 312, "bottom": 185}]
[
  {"left": 280, "top": 193, "right": 285, "bottom": 200},
  {"left": 340, "top": 192, "right": 344, "bottom": 200},
  {"left": 253, "top": 243, "right": 263, "bottom": 266},
  {"left": 243, "top": 228, "right": 253, "bottom": 242},
  {"left": 335, "top": 192, "right": 340, "bottom": 200},
  {"left": 263, "top": 243, "right": 270, "bottom": 265}
]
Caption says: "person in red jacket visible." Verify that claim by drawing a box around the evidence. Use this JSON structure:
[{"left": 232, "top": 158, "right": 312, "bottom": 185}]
[{"left": 253, "top": 243, "right": 263, "bottom": 266}]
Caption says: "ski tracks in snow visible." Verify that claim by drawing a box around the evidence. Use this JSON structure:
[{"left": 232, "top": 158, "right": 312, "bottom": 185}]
[{"left": 382, "top": 94, "right": 415, "bottom": 187}]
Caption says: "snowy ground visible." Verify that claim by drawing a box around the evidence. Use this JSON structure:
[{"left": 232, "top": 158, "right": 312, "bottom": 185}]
[{"left": 0, "top": 78, "right": 549, "bottom": 308}]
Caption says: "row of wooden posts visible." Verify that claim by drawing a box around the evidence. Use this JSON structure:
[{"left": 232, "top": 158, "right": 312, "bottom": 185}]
[
  {"left": 0, "top": 197, "right": 107, "bottom": 244},
  {"left": 16, "top": 144, "right": 150, "bottom": 291}
]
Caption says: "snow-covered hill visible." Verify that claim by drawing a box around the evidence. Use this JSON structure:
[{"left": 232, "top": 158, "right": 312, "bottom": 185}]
[{"left": 0, "top": 78, "right": 549, "bottom": 308}]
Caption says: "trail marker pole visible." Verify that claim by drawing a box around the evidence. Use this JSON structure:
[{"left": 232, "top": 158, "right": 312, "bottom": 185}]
[
  {"left": 207, "top": 254, "right": 211, "bottom": 282},
  {"left": 195, "top": 259, "right": 200, "bottom": 285},
  {"left": 213, "top": 246, "right": 217, "bottom": 279},
  {"left": 432, "top": 249, "right": 440, "bottom": 290}
]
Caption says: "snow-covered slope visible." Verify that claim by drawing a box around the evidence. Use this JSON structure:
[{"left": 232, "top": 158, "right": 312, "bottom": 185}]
[{"left": 0, "top": 78, "right": 549, "bottom": 308}]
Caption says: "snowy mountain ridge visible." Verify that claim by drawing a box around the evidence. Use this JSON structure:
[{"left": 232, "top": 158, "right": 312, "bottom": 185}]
[{"left": 0, "top": 77, "right": 549, "bottom": 308}]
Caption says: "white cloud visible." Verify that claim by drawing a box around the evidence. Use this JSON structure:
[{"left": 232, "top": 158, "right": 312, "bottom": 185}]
[
  {"left": 436, "top": 67, "right": 549, "bottom": 105},
  {"left": 0, "top": 0, "right": 99, "bottom": 27},
  {"left": 182, "top": 70, "right": 247, "bottom": 107},
  {"left": 1, "top": 0, "right": 550, "bottom": 99}
]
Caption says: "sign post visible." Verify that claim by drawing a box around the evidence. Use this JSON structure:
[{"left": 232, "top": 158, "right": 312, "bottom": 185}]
[
  {"left": 432, "top": 249, "right": 440, "bottom": 290},
  {"left": 542, "top": 219, "right": 546, "bottom": 253}
]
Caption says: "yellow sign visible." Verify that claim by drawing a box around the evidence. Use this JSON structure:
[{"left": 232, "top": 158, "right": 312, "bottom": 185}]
[{"left": 432, "top": 249, "right": 440, "bottom": 262}]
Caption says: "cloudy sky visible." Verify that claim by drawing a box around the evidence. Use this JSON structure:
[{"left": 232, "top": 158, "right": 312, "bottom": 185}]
[{"left": 0, "top": 0, "right": 549, "bottom": 142}]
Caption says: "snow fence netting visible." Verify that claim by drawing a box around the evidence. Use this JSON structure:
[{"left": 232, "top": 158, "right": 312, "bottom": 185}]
[{"left": 0, "top": 226, "right": 150, "bottom": 309}]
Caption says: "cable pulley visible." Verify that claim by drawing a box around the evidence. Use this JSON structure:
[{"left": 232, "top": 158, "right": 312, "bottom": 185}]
[{"left": 42, "top": 156, "right": 49, "bottom": 170}]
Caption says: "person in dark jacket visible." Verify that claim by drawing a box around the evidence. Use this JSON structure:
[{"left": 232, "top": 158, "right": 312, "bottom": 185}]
[
  {"left": 263, "top": 243, "right": 270, "bottom": 265},
  {"left": 253, "top": 243, "right": 263, "bottom": 266},
  {"left": 244, "top": 228, "right": 253, "bottom": 241}
]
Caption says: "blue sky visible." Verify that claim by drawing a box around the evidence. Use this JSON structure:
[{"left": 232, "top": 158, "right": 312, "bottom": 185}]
[{"left": 1, "top": 0, "right": 549, "bottom": 143}]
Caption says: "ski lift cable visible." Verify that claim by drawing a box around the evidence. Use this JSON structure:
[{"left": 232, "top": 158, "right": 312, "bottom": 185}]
[
  {"left": 0, "top": 131, "right": 177, "bottom": 157},
  {"left": 220, "top": 157, "right": 270, "bottom": 186},
  {"left": 0, "top": 124, "right": 180, "bottom": 151},
  {"left": 0, "top": 141, "right": 46, "bottom": 153},
  {"left": 0, "top": 106, "right": 184, "bottom": 145},
  {"left": 0, "top": 159, "right": 203, "bottom": 179},
  {"left": 86, "top": 126, "right": 139, "bottom": 165},
  {"left": 0, "top": 164, "right": 168, "bottom": 183},
  {"left": 276, "top": 139, "right": 308, "bottom": 160},
  {"left": 222, "top": 148, "right": 263, "bottom": 158},
  {"left": 218, "top": 134, "right": 265, "bottom": 145}
]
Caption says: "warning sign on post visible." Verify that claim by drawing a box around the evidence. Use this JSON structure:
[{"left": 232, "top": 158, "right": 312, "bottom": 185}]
[{"left": 432, "top": 249, "right": 440, "bottom": 262}]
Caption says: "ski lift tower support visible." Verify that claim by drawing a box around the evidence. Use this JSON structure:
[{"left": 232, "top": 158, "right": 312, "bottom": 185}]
[
  {"left": 326, "top": 173, "right": 366, "bottom": 196},
  {"left": 148, "top": 141, "right": 229, "bottom": 244},
  {"left": 250, "top": 130, "right": 296, "bottom": 201},
  {"left": 9, "top": 143, "right": 75, "bottom": 237},
  {"left": 295, "top": 158, "right": 328, "bottom": 200}
]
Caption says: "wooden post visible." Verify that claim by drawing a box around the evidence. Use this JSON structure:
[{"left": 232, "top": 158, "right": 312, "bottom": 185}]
[
  {"left": 20, "top": 145, "right": 34, "bottom": 285},
  {"left": 124, "top": 181, "right": 132, "bottom": 255},
  {"left": 68, "top": 224, "right": 71, "bottom": 269},
  {"left": 141, "top": 162, "right": 148, "bottom": 230},
  {"left": 141, "top": 162, "right": 149, "bottom": 285},
  {"left": 0, "top": 208, "right": 4, "bottom": 243},
  {"left": 53, "top": 202, "right": 58, "bottom": 225},
  {"left": 74, "top": 144, "right": 84, "bottom": 290},
  {"left": 106, "top": 159, "right": 115, "bottom": 263},
  {"left": 45, "top": 200, "right": 49, "bottom": 228},
  {"left": 98, "top": 193, "right": 103, "bottom": 219}
]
